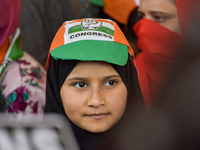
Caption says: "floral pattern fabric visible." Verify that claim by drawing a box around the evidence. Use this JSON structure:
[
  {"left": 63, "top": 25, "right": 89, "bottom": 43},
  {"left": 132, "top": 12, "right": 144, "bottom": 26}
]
[{"left": 0, "top": 52, "right": 46, "bottom": 121}]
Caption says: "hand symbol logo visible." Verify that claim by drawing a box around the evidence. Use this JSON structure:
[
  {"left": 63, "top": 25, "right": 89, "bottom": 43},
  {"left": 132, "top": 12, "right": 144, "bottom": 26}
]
[{"left": 81, "top": 19, "right": 102, "bottom": 30}]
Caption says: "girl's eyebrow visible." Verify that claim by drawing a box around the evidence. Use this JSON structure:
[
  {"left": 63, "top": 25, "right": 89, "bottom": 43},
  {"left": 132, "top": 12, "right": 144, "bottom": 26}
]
[
  {"left": 66, "top": 77, "right": 88, "bottom": 82},
  {"left": 103, "top": 75, "right": 121, "bottom": 80},
  {"left": 66, "top": 75, "right": 120, "bottom": 82}
]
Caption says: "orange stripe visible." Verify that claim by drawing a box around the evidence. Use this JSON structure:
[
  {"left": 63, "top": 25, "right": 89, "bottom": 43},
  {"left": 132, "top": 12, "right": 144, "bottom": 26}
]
[
  {"left": 113, "top": 23, "right": 134, "bottom": 57},
  {"left": 0, "top": 38, "right": 10, "bottom": 65},
  {"left": 46, "top": 22, "right": 66, "bottom": 70},
  {"left": 104, "top": 0, "right": 137, "bottom": 25}
]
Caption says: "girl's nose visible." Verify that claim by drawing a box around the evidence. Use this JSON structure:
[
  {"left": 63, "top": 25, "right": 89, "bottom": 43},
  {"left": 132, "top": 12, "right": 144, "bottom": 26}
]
[{"left": 87, "top": 88, "right": 105, "bottom": 108}]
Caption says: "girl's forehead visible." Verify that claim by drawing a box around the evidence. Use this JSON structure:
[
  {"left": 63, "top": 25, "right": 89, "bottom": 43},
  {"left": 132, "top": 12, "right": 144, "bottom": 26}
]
[
  {"left": 73, "top": 61, "right": 116, "bottom": 72},
  {"left": 75, "top": 61, "right": 113, "bottom": 70},
  {"left": 69, "top": 61, "right": 119, "bottom": 76}
]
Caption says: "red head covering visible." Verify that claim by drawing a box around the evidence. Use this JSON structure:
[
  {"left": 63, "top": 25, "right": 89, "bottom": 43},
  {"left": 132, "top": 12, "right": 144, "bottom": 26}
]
[
  {"left": 133, "top": 0, "right": 200, "bottom": 108},
  {"left": 0, "top": 0, "right": 22, "bottom": 48}
]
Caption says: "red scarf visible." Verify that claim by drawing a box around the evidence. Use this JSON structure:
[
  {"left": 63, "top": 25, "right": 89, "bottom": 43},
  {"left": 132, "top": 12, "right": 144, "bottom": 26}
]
[{"left": 133, "top": 18, "right": 182, "bottom": 108}]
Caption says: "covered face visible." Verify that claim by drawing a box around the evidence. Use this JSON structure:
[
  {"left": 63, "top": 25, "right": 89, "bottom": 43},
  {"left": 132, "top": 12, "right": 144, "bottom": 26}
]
[
  {"left": 133, "top": 0, "right": 188, "bottom": 107},
  {"left": 138, "top": 0, "right": 181, "bottom": 34}
]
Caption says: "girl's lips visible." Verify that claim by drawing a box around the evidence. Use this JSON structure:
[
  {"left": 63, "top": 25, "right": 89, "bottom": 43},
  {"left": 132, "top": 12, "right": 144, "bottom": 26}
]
[{"left": 85, "top": 113, "right": 110, "bottom": 120}]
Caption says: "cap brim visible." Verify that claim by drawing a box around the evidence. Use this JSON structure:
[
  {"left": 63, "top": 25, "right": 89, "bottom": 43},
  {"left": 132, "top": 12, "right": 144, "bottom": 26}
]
[{"left": 51, "top": 40, "right": 128, "bottom": 66}]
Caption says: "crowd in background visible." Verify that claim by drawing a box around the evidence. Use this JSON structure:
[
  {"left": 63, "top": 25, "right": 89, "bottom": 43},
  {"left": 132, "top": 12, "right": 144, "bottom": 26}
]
[{"left": 0, "top": 0, "right": 200, "bottom": 149}]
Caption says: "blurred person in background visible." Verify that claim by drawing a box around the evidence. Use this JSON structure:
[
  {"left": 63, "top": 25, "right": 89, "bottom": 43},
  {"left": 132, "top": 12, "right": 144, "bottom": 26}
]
[
  {"left": 116, "top": 0, "right": 200, "bottom": 149},
  {"left": 19, "top": 0, "right": 82, "bottom": 67},
  {"left": 151, "top": 0, "right": 200, "bottom": 149},
  {"left": 19, "top": 0, "right": 106, "bottom": 67},
  {"left": 133, "top": 0, "right": 183, "bottom": 108},
  {"left": 0, "top": 0, "right": 46, "bottom": 121},
  {"left": 126, "top": 7, "right": 141, "bottom": 56},
  {"left": 90, "top": 0, "right": 140, "bottom": 26}
]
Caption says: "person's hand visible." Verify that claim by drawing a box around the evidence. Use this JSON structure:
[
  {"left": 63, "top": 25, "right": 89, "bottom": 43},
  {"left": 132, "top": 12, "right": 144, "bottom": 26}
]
[{"left": 81, "top": 19, "right": 102, "bottom": 29}]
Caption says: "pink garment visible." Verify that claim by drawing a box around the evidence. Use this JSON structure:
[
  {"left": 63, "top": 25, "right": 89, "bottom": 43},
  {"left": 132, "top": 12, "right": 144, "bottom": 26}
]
[
  {"left": 0, "top": 0, "right": 21, "bottom": 47},
  {"left": 0, "top": 0, "right": 46, "bottom": 122},
  {"left": 0, "top": 52, "right": 46, "bottom": 121}
]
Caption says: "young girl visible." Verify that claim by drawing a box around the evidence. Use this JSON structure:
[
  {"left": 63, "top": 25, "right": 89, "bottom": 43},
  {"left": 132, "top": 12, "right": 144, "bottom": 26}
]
[{"left": 44, "top": 18, "right": 145, "bottom": 150}]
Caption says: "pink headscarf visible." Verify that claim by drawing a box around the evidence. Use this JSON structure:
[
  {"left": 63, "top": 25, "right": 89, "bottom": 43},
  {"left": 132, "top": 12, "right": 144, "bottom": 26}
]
[{"left": 0, "top": 0, "right": 22, "bottom": 47}]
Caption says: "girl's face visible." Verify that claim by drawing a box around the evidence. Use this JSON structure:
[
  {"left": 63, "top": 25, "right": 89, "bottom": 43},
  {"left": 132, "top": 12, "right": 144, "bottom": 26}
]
[
  {"left": 138, "top": 0, "right": 182, "bottom": 34},
  {"left": 60, "top": 61, "right": 127, "bottom": 133}
]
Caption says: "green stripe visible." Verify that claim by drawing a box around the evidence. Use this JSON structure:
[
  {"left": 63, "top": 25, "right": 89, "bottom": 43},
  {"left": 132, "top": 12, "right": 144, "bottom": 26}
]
[
  {"left": 90, "top": 0, "right": 104, "bottom": 7},
  {"left": 96, "top": 26, "right": 114, "bottom": 36},
  {"left": 68, "top": 25, "right": 114, "bottom": 36},
  {"left": 51, "top": 40, "right": 128, "bottom": 66},
  {"left": 8, "top": 37, "right": 23, "bottom": 60},
  {"left": 0, "top": 33, "right": 24, "bottom": 78},
  {"left": 68, "top": 25, "right": 83, "bottom": 34}
]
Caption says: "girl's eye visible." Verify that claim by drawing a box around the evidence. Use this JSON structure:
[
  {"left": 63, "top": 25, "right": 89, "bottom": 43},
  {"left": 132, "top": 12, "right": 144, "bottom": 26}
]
[
  {"left": 104, "top": 80, "right": 117, "bottom": 86},
  {"left": 74, "top": 82, "right": 87, "bottom": 88}
]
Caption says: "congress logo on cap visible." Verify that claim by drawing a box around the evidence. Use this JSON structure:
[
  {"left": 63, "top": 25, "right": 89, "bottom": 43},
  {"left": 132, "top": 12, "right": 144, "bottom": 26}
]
[
  {"left": 65, "top": 19, "right": 115, "bottom": 44},
  {"left": 46, "top": 18, "right": 134, "bottom": 70},
  {"left": 81, "top": 19, "right": 102, "bottom": 29}
]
